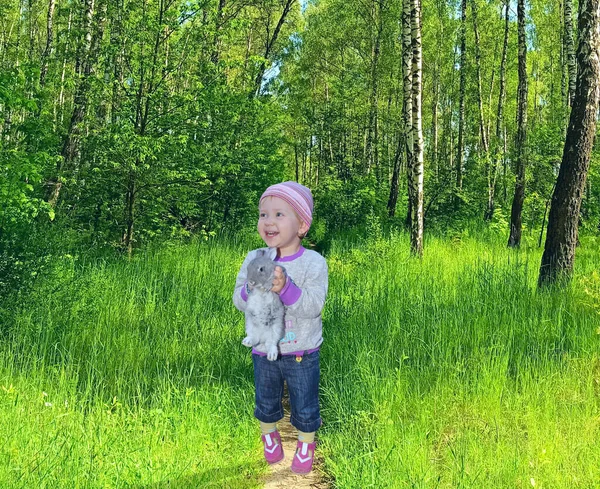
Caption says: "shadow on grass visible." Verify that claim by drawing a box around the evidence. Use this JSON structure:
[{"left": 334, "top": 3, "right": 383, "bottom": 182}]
[{"left": 133, "top": 463, "right": 265, "bottom": 489}]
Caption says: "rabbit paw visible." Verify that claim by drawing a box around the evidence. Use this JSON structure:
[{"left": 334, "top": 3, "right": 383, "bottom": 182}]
[
  {"left": 266, "top": 345, "right": 279, "bottom": 361},
  {"left": 242, "top": 336, "right": 253, "bottom": 347}
]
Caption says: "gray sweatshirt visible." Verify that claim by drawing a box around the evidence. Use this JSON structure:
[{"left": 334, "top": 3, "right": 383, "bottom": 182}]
[{"left": 233, "top": 246, "right": 328, "bottom": 355}]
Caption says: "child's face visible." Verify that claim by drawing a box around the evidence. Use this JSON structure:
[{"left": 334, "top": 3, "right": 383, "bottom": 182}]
[{"left": 258, "top": 196, "right": 308, "bottom": 255}]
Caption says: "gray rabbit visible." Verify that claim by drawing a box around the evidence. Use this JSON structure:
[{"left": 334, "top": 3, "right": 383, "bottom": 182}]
[{"left": 242, "top": 248, "right": 286, "bottom": 361}]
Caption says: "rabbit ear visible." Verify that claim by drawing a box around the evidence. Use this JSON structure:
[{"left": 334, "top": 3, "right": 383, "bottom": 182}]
[
  {"left": 266, "top": 247, "right": 278, "bottom": 261},
  {"left": 256, "top": 249, "right": 265, "bottom": 258}
]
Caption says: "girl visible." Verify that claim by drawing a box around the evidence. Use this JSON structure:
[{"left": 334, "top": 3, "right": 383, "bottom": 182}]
[{"left": 233, "top": 181, "right": 328, "bottom": 474}]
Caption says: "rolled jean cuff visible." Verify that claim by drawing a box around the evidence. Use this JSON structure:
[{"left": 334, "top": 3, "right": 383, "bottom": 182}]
[
  {"left": 254, "top": 407, "right": 284, "bottom": 424},
  {"left": 290, "top": 415, "right": 322, "bottom": 433}
]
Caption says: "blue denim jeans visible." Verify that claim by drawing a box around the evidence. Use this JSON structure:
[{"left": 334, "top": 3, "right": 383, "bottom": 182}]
[{"left": 252, "top": 350, "right": 321, "bottom": 433}]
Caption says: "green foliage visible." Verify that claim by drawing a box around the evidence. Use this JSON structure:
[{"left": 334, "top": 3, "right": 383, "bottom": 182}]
[
  {"left": 314, "top": 175, "right": 380, "bottom": 232},
  {"left": 0, "top": 0, "right": 599, "bottom": 304},
  {"left": 581, "top": 154, "right": 600, "bottom": 232}
]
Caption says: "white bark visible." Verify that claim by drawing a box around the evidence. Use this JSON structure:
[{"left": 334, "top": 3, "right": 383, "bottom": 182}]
[{"left": 409, "top": 0, "right": 424, "bottom": 256}]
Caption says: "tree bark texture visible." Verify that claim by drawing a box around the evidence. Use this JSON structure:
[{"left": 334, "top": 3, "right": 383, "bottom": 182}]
[
  {"left": 409, "top": 0, "right": 424, "bottom": 257},
  {"left": 485, "top": 0, "right": 509, "bottom": 221},
  {"left": 48, "top": 0, "right": 98, "bottom": 207},
  {"left": 564, "top": 0, "right": 577, "bottom": 106},
  {"left": 39, "top": 0, "right": 56, "bottom": 87},
  {"left": 456, "top": 0, "right": 467, "bottom": 192},
  {"left": 508, "top": 0, "right": 528, "bottom": 247},
  {"left": 539, "top": 0, "right": 600, "bottom": 285},
  {"left": 471, "top": 0, "right": 488, "bottom": 154},
  {"left": 366, "top": 0, "right": 383, "bottom": 177},
  {"left": 402, "top": 0, "right": 414, "bottom": 228}
]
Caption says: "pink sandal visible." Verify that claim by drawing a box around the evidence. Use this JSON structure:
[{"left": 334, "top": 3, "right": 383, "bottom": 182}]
[
  {"left": 261, "top": 431, "right": 284, "bottom": 464},
  {"left": 291, "top": 440, "right": 316, "bottom": 474}
]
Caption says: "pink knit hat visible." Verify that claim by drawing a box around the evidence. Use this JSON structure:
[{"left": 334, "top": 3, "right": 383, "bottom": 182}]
[{"left": 260, "top": 181, "right": 313, "bottom": 229}]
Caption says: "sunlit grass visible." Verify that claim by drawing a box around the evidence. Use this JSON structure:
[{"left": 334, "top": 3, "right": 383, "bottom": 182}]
[
  {"left": 320, "top": 232, "right": 600, "bottom": 488},
  {"left": 0, "top": 230, "right": 598, "bottom": 487},
  {"left": 0, "top": 237, "right": 265, "bottom": 488}
]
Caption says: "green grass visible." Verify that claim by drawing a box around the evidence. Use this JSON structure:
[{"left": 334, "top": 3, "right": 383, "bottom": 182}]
[
  {"left": 1, "top": 238, "right": 265, "bottom": 489},
  {"left": 320, "top": 231, "right": 600, "bottom": 488},
  {"left": 1, "top": 231, "right": 599, "bottom": 488}
]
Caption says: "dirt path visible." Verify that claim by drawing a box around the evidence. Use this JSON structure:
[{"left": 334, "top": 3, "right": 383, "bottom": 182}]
[{"left": 263, "top": 397, "right": 329, "bottom": 489}]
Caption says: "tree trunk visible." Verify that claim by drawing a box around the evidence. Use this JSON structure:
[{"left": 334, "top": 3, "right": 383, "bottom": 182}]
[
  {"left": 57, "top": 9, "right": 73, "bottom": 126},
  {"left": 124, "top": 170, "right": 136, "bottom": 257},
  {"left": 508, "top": 0, "right": 528, "bottom": 247},
  {"left": 387, "top": 135, "right": 403, "bottom": 217},
  {"left": 366, "top": 0, "right": 382, "bottom": 177},
  {"left": 39, "top": 0, "right": 56, "bottom": 87},
  {"left": 431, "top": 61, "right": 439, "bottom": 179},
  {"left": 211, "top": 0, "right": 227, "bottom": 65},
  {"left": 402, "top": 0, "right": 414, "bottom": 229},
  {"left": 471, "top": 0, "right": 488, "bottom": 154},
  {"left": 409, "top": 0, "right": 424, "bottom": 257},
  {"left": 456, "top": 0, "right": 467, "bottom": 192},
  {"left": 485, "top": 0, "right": 509, "bottom": 221},
  {"left": 252, "top": 0, "right": 295, "bottom": 97},
  {"left": 539, "top": 0, "right": 600, "bottom": 286},
  {"left": 564, "top": 0, "right": 577, "bottom": 107},
  {"left": 48, "top": 0, "right": 97, "bottom": 207}
]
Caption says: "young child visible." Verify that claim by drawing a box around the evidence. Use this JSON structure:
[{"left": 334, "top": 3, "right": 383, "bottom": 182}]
[{"left": 232, "top": 181, "right": 328, "bottom": 474}]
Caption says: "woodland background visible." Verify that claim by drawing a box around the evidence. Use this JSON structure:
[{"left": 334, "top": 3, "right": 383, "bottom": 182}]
[
  {"left": 1, "top": 0, "right": 599, "bottom": 305},
  {"left": 1, "top": 1, "right": 600, "bottom": 487}
]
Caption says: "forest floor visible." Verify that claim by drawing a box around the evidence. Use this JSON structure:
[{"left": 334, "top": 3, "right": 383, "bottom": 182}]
[{"left": 263, "top": 394, "right": 329, "bottom": 489}]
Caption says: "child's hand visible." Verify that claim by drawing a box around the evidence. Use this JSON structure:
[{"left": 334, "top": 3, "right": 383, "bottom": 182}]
[{"left": 271, "top": 266, "right": 287, "bottom": 294}]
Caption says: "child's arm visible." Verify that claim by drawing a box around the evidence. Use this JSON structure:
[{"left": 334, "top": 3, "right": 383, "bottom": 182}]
[
  {"left": 232, "top": 251, "right": 255, "bottom": 312},
  {"left": 278, "top": 255, "right": 328, "bottom": 319}
]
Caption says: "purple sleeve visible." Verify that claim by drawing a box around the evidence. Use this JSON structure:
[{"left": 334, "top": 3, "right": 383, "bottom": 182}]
[
  {"left": 240, "top": 282, "right": 248, "bottom": 302},
  {"left": 278, "top": 277, "right": 301, "bottom": 306}
]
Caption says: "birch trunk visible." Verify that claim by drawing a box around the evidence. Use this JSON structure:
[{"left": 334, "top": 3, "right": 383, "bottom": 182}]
[
  {"left": 409, "top": 0, "right": 424, "bottom": 256},
  {"left": 402, "top": 0, "right": 414, "bottom": 228},
  {"left": 431, "top": 62, "right": 439, "bottom": 178},
  {"left": 539, "top": 0, "right": 600, "bottom": 285},
  {"left": 39, "top": 0, "right": 56, "bottom": 87},
  {"left": 48, "top": 0, "right": 97, "bottom": 207},
  {"left": 211, "top": 0, "right": 227, "bottom": 65},
  {"left": 485, "top": 0, "right": 509, "bottom": 221},
  {"left": 366, "top": 0, "right": 382, "bottom": 177},
  {"left": 471, "top": 0, "right": 489, "bottom": 154},
  {"left": 58, "top": 9, "right": 73, "bottom": 126},
  {"left": 564, "top": 0, "right": 577, "bottom": 106},
  {"left": 456, "top": 0, "right": 467, "bottom": 192}
]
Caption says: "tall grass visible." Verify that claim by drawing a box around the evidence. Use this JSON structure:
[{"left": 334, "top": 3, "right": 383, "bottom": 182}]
[
  {"left": 320, "top": 231, "right": 600, "bottom": 488},
  {"left": 0, "top": 237, "right": 264, "bottom": 488},
  {"left": 0, "top": 230, "right": 598, "bottom": 487}
]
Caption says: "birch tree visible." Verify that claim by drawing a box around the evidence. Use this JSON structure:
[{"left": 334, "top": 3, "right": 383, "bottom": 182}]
[
  {"left": 39, "top": 0, "right": 56, "bottom": 87},
  {"left": 471, "top": 0, "right": 489, "bottom": 155},
  {"left": 47, "top": 0, "right": 101, "bottom": 207},
  {"left": 564, "top": 0, "right": 577, "bottom": 107},
  {"left": 402, "top": 0, "right": 414, "bottom": 225},
  {"left": 456, "top": 0, "right": 467, "bottom": 192},
  {"left": 409, "top": 0, "right": 423, "bottom": 256},
  {"left": 366, "top": 0, "right": 383, "bottom": 178},
  {"left": 485, "top": 0, "right": 509, "bottom": 221}
]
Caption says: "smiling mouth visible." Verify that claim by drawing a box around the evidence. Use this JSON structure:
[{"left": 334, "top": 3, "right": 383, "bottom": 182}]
[{"left": 266, "top": 231, "right": 279, "bottom": 237}]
